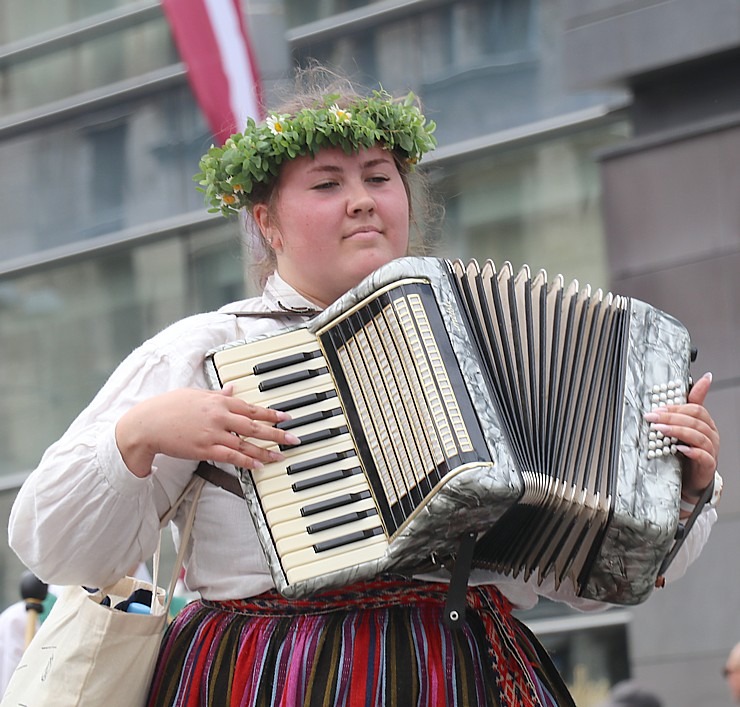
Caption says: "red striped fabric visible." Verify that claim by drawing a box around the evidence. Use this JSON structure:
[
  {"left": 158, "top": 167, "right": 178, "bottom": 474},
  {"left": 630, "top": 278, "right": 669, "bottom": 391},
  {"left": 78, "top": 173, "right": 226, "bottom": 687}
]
[
  {"left": 145, "top": 579, "right": 576, "bottom": 706},
  {"left": 161, "top": 0, "right": 263, "bottom": 144}
]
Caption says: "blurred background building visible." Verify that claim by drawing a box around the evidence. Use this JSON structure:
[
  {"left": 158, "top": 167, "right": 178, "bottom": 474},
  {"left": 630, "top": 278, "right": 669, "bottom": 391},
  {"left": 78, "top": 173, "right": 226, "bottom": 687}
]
[{"left": 0, "top": 0, "right": 738, "bottom": 704}]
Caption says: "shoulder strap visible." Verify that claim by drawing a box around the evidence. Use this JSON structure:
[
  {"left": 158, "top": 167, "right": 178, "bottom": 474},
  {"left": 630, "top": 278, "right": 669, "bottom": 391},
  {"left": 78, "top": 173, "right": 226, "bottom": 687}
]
[
  {"left": 221, "top": 311, "right": 299, "bottom": 319},
  {"left": 221, "top": 306, "right": 319, "bottom": 320},
  {"left": 195, "top": 461, "right": 245, "bottom": 499}
]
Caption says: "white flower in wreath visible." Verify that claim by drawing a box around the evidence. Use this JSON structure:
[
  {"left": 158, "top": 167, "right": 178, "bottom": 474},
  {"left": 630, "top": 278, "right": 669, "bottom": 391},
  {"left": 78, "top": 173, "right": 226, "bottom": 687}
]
[
  {"left": 218, "top": 192, "right": 239, "bottom": 207},
  {"left": 266, "top": 114, "right": 290, "bottom": 135},
  {"left": 329, "top": 104, "right": 352, "bottom": 123}
]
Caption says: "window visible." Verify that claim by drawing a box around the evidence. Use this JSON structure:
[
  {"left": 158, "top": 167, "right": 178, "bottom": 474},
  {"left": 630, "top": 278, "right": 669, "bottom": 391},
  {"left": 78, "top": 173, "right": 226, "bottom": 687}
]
[
  {"left": 284, "top": 0, "right": 385, "bottom": 28},
  {"left": 430, "top": 120, "right": 630, "bottom": 289},
  {"left": 1, "top": 0, "right": 158, "bottom": 45},
  {"left": 0, "top": 221, "right": 244, "bottom": 481},
  {"left": 0, "top": 11, "right": 177, "bottom": 115},
  {"left": 293, "top": 0, "right": 535, "bottom": 87},
  {"left": 0, "top": 85, "right": 211, "bottom": 261}
]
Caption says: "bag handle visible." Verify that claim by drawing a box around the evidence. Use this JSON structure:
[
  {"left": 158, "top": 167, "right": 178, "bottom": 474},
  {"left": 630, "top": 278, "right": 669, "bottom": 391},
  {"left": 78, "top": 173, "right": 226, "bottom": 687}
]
[
  {"left": 149, "top": 461, "right": 243, "bottom": 615},
  {"left": 151, "top": 475, "right": 205, "bottom": 617},
  {"left": 151, "top": 464, "right": 238, "bottom": 615},
  {"left": 97, "top": 474, "right": 205, "bottom": 616}
]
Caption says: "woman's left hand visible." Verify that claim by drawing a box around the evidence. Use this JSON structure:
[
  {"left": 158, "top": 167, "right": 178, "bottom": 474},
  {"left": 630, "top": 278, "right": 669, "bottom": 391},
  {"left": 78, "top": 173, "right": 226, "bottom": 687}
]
[{"left": 644, "top": 372, "right": 720, "bottom": 500}]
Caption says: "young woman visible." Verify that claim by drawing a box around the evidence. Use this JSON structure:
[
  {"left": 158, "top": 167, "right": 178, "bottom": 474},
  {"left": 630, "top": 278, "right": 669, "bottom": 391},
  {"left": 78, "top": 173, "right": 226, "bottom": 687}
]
[{"left": 9, "top": 72, "right": 721, "bottom": 706}]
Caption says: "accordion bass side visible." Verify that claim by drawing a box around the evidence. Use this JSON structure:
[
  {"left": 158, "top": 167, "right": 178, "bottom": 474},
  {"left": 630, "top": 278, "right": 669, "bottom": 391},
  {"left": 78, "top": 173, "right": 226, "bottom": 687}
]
[{"left": 205, "top": 257, "right": 692, "bottom": 605}]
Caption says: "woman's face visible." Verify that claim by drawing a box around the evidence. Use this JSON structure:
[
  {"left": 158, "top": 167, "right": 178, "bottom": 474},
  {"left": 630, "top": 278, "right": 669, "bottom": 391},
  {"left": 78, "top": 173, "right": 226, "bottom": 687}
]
[{"left": 254, "top": 145, "right": 410, "bottom": 308}]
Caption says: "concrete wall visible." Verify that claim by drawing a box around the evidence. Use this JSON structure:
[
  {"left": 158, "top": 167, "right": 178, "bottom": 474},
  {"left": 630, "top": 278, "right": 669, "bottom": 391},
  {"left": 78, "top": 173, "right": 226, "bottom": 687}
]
[
  {"left": 563, "top": 0, "right": 740, "bottom": 89},
  {"left": 564, "top": 2, "right": 740, "bottom": 703},
  {"left": 600, "top": 125, "right": 740, "bottom": 703}
]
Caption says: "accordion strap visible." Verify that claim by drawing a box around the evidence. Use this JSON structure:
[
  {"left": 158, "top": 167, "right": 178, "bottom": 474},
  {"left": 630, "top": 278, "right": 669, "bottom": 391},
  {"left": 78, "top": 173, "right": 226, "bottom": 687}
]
[
  {"left": 195, "top": 461, "right": 245, "bottom": 499},
  {"left": 655, "top": 477, "right": 716, "bottom": 585},
  {"left": 443, "top": 531, "right": 477, "bottom": 630},
  {"left": 222, "top": 305, "right": 320, "bottom": 319}
]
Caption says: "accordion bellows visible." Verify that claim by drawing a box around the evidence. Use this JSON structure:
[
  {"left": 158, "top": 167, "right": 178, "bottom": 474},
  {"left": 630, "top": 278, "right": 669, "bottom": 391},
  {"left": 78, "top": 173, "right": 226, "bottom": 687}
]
[{"left": 206, "top": 257, "right": 691, "bottom": 605}]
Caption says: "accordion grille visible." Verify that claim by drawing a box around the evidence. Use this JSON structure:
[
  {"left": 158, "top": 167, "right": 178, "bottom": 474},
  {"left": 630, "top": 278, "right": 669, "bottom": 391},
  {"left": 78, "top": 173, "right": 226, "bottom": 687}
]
[{"left": 321, "top": 283, "right": 485, "bottom": 534}]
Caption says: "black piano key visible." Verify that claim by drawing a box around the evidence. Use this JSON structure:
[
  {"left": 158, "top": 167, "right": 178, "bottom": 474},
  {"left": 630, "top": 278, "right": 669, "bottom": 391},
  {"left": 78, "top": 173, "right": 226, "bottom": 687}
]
[
  {"left": 277, "top": 407, "right": 343, "bottom": 431},
  {"left": 287, "top": 449, "right": 356, "bottom": 475},
  {"left": 279, "top": 425, "right": 348, "bottom": 451},
  {"left": 306, "top": 507, "right": 378, "bottom": 534},
  {"left": 259, "top": 366, "right": 328, "bottom": 392},
  {"left": 292, "top": 466, "right": 362, "bottom": 492},
  {"left": 253, "top": 349, "right": 322, "bottom": 375},
  {"left": 269, "top": 389, "right": 337, "bottom": 413},
  {"left": 300, "top": 489, "right": 372, "bottom": 517},
  {"left": 313, "top": 526, "right": 384, "bottom": 553}
]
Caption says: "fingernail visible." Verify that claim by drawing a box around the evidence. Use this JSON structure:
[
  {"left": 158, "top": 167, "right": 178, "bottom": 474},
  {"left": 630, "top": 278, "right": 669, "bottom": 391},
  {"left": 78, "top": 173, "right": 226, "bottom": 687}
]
[
  {"left": 703, "top": 372, "right": 713, "bottom": 383},
  {"left": 283, "top": 433, "right": 301, "bottom": 446},
  {"left": 275, "top": 411, "right": 291, "bottom": 421},
  {"left": 644, "top": 412, "right": 660, "bottom": 422}
]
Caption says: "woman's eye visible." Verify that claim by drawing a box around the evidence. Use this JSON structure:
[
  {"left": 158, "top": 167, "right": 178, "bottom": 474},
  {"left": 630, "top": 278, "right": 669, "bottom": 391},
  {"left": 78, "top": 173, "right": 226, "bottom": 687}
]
[
  {"left": 313, "top": 181, "right": 338, "bottom": 190},
  {"left": 367, "top": 175, "right": 390, "bottom": 184}
]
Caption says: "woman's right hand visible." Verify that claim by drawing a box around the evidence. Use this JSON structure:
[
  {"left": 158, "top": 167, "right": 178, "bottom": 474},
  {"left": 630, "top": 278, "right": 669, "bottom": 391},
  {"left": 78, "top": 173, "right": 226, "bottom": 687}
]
[{"left": 115, "top": 385, "right": 300, "bottom": 477}]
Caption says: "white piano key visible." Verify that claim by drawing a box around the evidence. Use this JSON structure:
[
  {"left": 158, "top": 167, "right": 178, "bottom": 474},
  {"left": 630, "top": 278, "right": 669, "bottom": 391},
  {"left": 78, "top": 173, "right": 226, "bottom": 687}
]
[
  {"left": 279, "top": 412, "right": 348, "bottom": 445},
  {"left": 283, "top": 535, "right": 388, "bottom": 584},
  {"left": 232, "top": 369, "right": 333, "bottom": 397},
  {"left": 278, "top": 398, "right": 346, "bottom": 436},
  {"left": 255, "top": 455, "right": 360, "bottom": 496},
  {"left": 264, "top": 478, "right": 372, "bottom": 526},
  {"left": 249, "top": 439, "right": 356, "bottom": 481},
  {"left": 259, "top": 472, "right": 369, "bottom": 513},
  {"left": 213, "top": 328, "right": 318, "bottom": 369},
  {"left": 217, "top": 341, "right": 323, "bottom": 383},
  {"left": 275, "top": 514, "right": 382, "bottom": 555},
  {"left": 270, "top": 497, "right": 378, "bottom": 540},
  {"left": 274, "top": 395, "right": 343, "bottom": 427}
]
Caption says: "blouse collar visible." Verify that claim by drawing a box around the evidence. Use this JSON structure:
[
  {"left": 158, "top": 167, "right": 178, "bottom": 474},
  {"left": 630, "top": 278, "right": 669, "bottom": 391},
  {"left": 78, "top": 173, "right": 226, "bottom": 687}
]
[{"left": 262, "top": 272, "right": 323, "bottom": 316}]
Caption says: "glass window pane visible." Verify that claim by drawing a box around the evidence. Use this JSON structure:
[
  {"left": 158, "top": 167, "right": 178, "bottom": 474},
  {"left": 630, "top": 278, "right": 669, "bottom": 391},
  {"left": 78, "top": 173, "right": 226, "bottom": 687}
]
[
  {"left": 0, "top": 222, "right": 244, "bottom": 479},
  {"left": 293, "top": 0, "right": 627, "bottom": 146},
  {"left": 432, "top": 120, "right": 631, "bottom": 288},
  {"left": 0, "top": 85, "right": 211, "bottom": 261},
  {"left": 0, "top": 17, "right": 177, "bottom": 115},
  {"left": 1, "top": 0, "right": 147, "bottom": 44},
  {"left": 284, "top": 0, "right": 384, "bottom": 27}
]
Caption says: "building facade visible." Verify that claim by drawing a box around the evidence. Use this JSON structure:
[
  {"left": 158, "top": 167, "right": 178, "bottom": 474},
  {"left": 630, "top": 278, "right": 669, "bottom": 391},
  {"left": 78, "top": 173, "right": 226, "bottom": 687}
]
[{"left": 0, "top": 1, "right": 736, "bottom": 704}]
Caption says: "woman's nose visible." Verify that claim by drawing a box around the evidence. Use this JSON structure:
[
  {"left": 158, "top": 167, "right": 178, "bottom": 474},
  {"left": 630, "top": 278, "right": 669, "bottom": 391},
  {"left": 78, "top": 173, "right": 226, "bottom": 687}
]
[{"left": 347, "top": 184, "right": 375, "bottom": 214}]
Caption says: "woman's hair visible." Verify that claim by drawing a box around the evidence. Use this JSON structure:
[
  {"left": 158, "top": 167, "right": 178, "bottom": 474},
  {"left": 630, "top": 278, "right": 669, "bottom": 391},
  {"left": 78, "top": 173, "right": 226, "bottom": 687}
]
[{"left": 242, "top": 64, "right": 441, "bottom": 289}]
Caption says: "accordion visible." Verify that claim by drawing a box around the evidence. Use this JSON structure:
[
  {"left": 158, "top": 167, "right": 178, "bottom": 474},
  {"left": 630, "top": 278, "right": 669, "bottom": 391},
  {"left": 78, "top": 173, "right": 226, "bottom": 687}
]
[{"left": 205, "top": 257, "right": 692, "bottom": 605}]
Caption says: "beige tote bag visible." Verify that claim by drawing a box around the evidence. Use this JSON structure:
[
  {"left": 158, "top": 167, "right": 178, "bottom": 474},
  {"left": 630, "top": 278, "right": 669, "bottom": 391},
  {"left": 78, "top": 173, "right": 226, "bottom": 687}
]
[{"left": 1, "top": 476, "right": 204, "bottom": 707}]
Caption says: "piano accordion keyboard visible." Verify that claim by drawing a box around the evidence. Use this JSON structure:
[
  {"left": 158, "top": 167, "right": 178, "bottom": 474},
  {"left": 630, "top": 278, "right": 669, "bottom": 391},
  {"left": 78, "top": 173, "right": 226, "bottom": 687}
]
[{"left": 212, "top": 329, "right": 388, "bottom": 585}]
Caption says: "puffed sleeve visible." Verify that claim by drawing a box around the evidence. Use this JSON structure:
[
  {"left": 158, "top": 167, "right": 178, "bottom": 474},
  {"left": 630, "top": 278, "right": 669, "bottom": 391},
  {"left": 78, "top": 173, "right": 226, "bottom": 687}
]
[{"left": 8, "top": 315, "right": 226, "bottom": 588}]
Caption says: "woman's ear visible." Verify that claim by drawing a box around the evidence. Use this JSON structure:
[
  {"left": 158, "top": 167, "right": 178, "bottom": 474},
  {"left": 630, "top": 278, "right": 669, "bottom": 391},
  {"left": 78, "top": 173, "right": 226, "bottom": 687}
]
[{"left": 252, "top": 203, "right": 283, "bottom": 253}]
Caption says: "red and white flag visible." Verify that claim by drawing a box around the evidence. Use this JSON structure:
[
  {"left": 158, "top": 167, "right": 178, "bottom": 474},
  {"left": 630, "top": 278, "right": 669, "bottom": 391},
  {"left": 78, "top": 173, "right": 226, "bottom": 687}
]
[{"left": 161, "top": 0, "right": 263, "bottom": 144}]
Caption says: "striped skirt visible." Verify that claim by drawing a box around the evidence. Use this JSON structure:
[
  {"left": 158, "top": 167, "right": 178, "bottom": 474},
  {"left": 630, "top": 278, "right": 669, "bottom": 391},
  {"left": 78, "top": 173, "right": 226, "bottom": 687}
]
[{"left": 147, "top": 578, "right": 574, "bottom": 707}]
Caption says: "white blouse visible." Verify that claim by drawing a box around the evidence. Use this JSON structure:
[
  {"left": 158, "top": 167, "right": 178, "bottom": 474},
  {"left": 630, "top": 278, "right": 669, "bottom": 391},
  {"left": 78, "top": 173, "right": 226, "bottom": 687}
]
[{"left": 8, "top": 272, "right": 716, "bottom": 611}]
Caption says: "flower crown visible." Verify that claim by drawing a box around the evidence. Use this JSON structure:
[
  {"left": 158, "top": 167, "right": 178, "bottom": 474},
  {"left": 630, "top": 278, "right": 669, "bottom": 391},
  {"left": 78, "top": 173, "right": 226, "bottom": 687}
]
[{"left": 195, "top": 89, "right": 437, "bottom": 217}]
